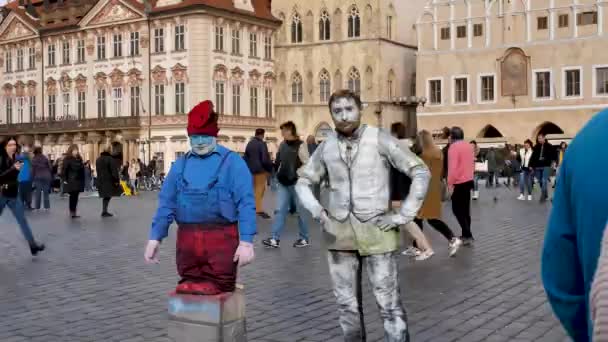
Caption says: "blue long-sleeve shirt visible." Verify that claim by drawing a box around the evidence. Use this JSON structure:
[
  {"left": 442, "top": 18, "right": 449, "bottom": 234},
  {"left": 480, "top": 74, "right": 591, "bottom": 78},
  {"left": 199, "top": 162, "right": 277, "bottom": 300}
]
[
  {"left": 542, "top": 110, "right": 608, "bottom": 342},
  {"left": 16, "top": 153, "right": 32, "bottom": 182},
  {"left": 149, "top": 145, "right": 256, "bottom": 243}
]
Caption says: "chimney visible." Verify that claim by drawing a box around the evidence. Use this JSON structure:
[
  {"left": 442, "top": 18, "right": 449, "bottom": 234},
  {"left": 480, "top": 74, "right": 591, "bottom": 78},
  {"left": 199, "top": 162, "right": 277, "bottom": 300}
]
[{"left": 25, "top": 0, "right": 38, "bottom": 19}]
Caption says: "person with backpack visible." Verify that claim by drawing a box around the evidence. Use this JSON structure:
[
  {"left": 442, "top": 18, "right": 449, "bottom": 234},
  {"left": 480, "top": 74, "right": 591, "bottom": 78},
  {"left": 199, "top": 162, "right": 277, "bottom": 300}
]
[{"left": 262, "top": 121, "right": 310, "bottom": 248}]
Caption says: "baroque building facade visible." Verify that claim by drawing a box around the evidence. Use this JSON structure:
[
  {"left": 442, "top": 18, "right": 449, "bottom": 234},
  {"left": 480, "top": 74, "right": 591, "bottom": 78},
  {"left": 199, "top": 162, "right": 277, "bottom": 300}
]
[
  {"left": 0, "top": 0, "right": 279, "bottom": 173},
  {"left": 416, "top": 0, "right": 608, "bottom": 145},
  {"left": 271, "top": 1, "right": 426, "bottom": 141}
]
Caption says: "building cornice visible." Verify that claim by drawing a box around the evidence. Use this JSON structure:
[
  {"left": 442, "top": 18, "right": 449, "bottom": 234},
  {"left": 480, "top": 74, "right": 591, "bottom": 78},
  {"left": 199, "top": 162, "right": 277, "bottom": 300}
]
[
  {"left": 275, "top": 37, "right": 416, "bottom": 50},
  {"left": 150, "top": 5, "right": 281, "bottom": 29}
]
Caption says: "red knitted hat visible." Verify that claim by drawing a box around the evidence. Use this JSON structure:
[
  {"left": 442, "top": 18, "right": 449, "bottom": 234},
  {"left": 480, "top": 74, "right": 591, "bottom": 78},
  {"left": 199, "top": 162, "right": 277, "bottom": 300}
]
[{"left": 187, "top": 100, "right": 219, "bottom": 137}]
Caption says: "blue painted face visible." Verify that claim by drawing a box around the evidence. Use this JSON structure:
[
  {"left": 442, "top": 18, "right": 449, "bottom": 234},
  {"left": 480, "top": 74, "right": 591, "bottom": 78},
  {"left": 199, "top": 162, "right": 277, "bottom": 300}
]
[{"left": 189, "top": 135, "right": 217, "bottom": 156}]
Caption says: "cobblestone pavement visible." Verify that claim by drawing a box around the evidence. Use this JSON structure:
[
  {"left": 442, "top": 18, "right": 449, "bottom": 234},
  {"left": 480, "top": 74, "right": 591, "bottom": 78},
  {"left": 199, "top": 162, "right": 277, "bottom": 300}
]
[{"left": 0, "top": 187, "right": 569, "bottom": 342}]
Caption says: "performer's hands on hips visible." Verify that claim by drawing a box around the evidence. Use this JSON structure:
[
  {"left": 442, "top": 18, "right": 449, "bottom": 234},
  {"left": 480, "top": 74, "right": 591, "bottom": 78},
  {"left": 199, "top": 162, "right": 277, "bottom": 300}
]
[
  {"left": 375, "top": 214, "right": 408, "bottom": 232},
  {"left": 144, "top": 240, "right": 161, "bottom": 264},
  {"left": 234, "top": 241, "right": 254, "bottom": 267}
]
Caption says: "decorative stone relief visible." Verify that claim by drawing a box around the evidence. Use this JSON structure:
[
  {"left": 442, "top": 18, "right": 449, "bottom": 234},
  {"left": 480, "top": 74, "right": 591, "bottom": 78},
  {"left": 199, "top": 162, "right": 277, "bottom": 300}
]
[
  {"left": 45, "top": 78, "right": 57, "bottom": 95},
  {"left": 3, "top": 83, "right": 13, "bottom": 97},
  {"left": 109, "top": 68, "right": 125, "bottom": 88},
  {"left": 60, "top": 72, "right": 72, "bottom": 92},
  {"left": 213, "top": 65, "right": 228, "bottom": 82},
  {"left": 0, "top": 20, "right": 35, "bottom": 42},
  {"left": 75, "top": 74, "right": 87, "bottom": 92},
  {"left": 231, "top": 67, "right": 244, "bottom": 86},
  {"left": 249, "top": 69, "right": 261, "bottom": 87},
  {"left": 90, "top": 0, "right": 140, "bottom": 25},
  {"left": 14, "top": 81, "right": 25, "bottom": 97},
  {"left": 171, "top": 63, "right": 188, "bottom": 83},
  {"left": 263, "top": 72, "right": 275, "bottom": 88},
  {"left": 94, "top": 72, "right": 108, "bottom": 89},
  {"left": 500, "top": 47, "right": 529, "bottom": 97},
  {"left": 151, "top": 65, "right": 167, "bottom": 85},
  {"left": 127, "top": 68, "right": 142, "bottom": 87},
  {"left": 27, "top": 80, "right": 37, "bottom": 96}
]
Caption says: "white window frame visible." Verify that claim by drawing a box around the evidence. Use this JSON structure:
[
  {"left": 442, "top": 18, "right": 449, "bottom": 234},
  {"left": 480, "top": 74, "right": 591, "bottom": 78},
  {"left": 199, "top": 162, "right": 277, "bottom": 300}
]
[
  {"left": 47, "top": 45, "right": 55, "bottom": 66},
  {"left": 452, "top": 75, "right": 470, "bottom": 105},
  {"left": 16, "top": 49, "right": 24, "bottom": 71},
  {"left": 175, "top": 25, "right": 185, "bottom": 51},
  {"left": 249, "top": 32, "right": 257, "bottom": 58},
  {"left": 16, "top": 97, "right": 24, "bottom": 123},
  {"left": 62, "top": 92, "right": 70, "bottom": 117},
  {"left": 175, "top": 82, "right": 185, "bottom": 114},
  {"left": 592, "top": 64, "right": 608, "bottom": 98},
  {"left": 426, "top": 77, "right": 444, "bottom": 106},
  {"left": 250, "top": 86, "right": 258, "bottom": 117},
  {"left": 62, "top": 41, "right": 70, "bottom": 65},
  {"left": 215, "top": 26, "right": 224, "bottom": 52},
  {"left": 77, "top": 91, "right": 86, "bottom": 119},
  {"left": 28, "top": 47, "right": 35, "bottom": 69},
  {"left": 113, "top": 87, "right": 123, "bottom": 117},
  {"left": 77, "top": 40, "right": 85, "bottom": 63},
  {"left": 97, "top": 36, "right": 106, "bottom": 60},
  {"left": 562, "top": 66, "right": 583, "bottom": 99},
  {"left": 113, "top": 34, "right": 123, "bottom": 58},
  {"left": 29, "top": 96, "right": 36, "bottom": 122},
  {"left": 154, "top": 28, "right": 165, "bottom": 53},
  {"left": 130, "top": 86, "right": 140, "bottom": 116},
  {"left": 264, "top": 35, "right": 272, "bottom": 60},
  {"left": 130, "top": 32, "right": 140, "bottom": 56},
  {"left": 154, "top": 84, "right": 165, "bottom": 115},
  {"left": 477, "top": 73, "right": 497, "bottom": 104},
  {"left": 215, "top": 81, "right": 225, "bottom": 114},
  {"left": 264, "top": 88, "right": 273, "bottom": 118},
  {"left": 532, "top": 68, "right": 554, "bottom": 101}
]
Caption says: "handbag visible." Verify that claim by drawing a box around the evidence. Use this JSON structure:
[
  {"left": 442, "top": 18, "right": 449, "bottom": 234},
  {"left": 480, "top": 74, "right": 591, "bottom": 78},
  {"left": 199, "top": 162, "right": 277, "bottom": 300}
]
[{"left": 475, "top": 161, "right": 488, "bottom": 173}]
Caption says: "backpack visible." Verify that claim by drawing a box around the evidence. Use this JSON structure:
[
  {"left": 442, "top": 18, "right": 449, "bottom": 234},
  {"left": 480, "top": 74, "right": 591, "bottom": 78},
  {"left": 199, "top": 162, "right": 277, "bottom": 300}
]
[{"left": 276, "top": 141, "right": 303, "bottom": 186}]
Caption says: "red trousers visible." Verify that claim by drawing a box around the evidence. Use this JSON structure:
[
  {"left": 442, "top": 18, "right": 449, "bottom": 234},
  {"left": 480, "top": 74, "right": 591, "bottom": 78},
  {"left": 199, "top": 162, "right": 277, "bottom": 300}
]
[{"left": 176, "top": 223, "right": 239, "bottom": 295}]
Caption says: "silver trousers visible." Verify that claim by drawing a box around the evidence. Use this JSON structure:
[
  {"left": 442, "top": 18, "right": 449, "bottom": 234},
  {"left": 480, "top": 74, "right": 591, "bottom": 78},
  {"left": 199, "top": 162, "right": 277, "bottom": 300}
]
[{"left": 327, "top": 251, "right": 409, "bottom": 342}]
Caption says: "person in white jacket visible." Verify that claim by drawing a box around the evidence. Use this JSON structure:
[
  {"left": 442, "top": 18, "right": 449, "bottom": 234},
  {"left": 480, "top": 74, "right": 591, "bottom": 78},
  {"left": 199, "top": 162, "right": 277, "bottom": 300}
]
[{"left": 517, "top": 139, "right": 534, "bottom": 201}]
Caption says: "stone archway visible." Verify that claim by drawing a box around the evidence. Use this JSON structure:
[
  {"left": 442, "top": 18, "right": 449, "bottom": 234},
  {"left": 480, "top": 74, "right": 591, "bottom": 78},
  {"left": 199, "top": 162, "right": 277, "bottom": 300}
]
[
  {"left": 477, "top": 124, "right": 504, "bottom": 138},
  {"left": 534, "top": 121, "right": 564, "bottom": 138}
]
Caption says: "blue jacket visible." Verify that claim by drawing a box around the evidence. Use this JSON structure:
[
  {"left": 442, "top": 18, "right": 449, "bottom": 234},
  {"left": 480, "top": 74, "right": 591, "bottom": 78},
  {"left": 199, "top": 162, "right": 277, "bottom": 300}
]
[
  {"left": 150, "top": 145, "right": 256, "bottom": 243},
  {"left": 16, "top": 153, "right": 32, "bottom": 182},
  {"left": 542, "top": 110, "right": 608, "bottom": 342}
]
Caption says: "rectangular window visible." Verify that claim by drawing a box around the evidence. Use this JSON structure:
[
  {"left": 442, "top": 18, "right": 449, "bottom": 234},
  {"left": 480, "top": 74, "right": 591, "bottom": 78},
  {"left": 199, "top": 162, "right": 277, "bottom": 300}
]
[
  {"left": 440, "top": 27, "right": 450, "bottom": 40},
  {"left": 48, "top": 94, "right": 56, "bottom": 120},
  {"left": 113, "top": 88, "right": 122, "bottom": 117},
  {"left": 62, "top": 41, "right": 70, "bottom": 65},
  {"left": 154, "top": 28, "right": 165, "bottom": 53},
  {"left": 474, "top": 23, "right": 483, "bottom": 37},
  {"left": 28, "top": 47, "right": 35, "bottom": 69},
  {"left": 4, "top": 51, "right": 11, "bottom": 73},
  {"left": 97, "top": 89, "right": 106, "bottom": 118},
  {"left": 215, "top": 82, "right": 225, "bottom": 115},
  {"left": 77, "top": 91, "right": 85, "bottom": 119},
  {"left": 429, "top": 80, "right": 442, "bottom": 104},
  {"left": 175, "top": 25, "right": 185, "bottom": 51},
  {"left": 457, "top": 25, "right": 466, "bottom": 38},
  {"left": 97, "top": 36, "right": 106, "bottom": 60},
  {"left": 215, "top": 26, "right": 224, "bottom": 51},
  {"left": 386, "top": 16, "right": 392, "bottom": 39},
  {"left": 175, "top": 82, "right": 185, "bottom": 114},
  {"left": 47, "top": 45, "right": 55, "bottom": 66},
  {"left": 130, "top": 86, "right": 140, "bottom": 116},
  {"left": 232, "top": 29, "right": 240, "bottom": 55},
  {"left": 16, "top": 49, "right": 23, "bottom": 71},
  {"left": 596, "top": 67, "right": 608, "bottom": 95},
  {"left": 130, "top": 32, "right": 140, "bottom": 56},
  {"left": 6, "top": 98, "right": 12, "bottom": 124},
  {"left": 154, "top": 84, "right": 165, "bottom": 115},
  {"left": 29, "top": 96, "right": 36, "bottom": 122},
  {"left": 17, "top": 97, "right": 24, "bottom": 123},
  {"left": 481, "top": 75, "right": 495, "bottom": 102},
  {"left": 113, "top": 34, "right": 123, "bottom": 58},
  {"left": 249, "top": 33, "right": 257, "bottom": 58},
  {"left": 232, "top": 84, "right": 241, "bottom": 116},
  {"left": 537, "top": 16, "right": 548, "bottom": 30},
  {"left": 63, "top": 92, "right": 70, "bottom": 117},
  {"left": 250, "top": 87, "right": 258, "bottom": 117},
  {"left": 577, "top": 12, "right": 598, "bottom": 26},
  {"left": 264, "top": 35, "right": 272, "bottom": 60},
  {"left": 565, "top": 69, "right": 581, "bottom": 97},
  {"left": 535, "top": 71, "right": 551, "bottom": 98},
  {"left": 77, "top": 40, "right": 85, "bottom": 63},
  {"left": 558, "top": 14, "right": 569, "bottom": 28},
  {"left": 454, "top": 77, "right": 468, "bottom": 103},
  {"left": 264, "top": 88, "right": 272, "bottom": 118}
]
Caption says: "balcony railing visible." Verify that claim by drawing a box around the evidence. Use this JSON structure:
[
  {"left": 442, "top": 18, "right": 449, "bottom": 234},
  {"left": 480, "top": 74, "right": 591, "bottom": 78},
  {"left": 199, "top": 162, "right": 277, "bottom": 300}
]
[{"left": 0, "top": 116, "right": 142, "bottom": 135}]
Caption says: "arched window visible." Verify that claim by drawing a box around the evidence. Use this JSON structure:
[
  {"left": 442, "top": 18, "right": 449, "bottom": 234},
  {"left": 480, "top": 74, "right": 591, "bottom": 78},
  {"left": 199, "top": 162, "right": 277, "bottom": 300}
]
[
  {"left": 291, "top": 73, "right": 303, "bottom": 103},
  {"left": 319, "top": 69, "right": 331, "bottom": 102},
  {"left": 348, "top": 6, "right": 361, "bottom": 38},
  {"left": 348, "top": 68, "right": 361, "bottom": 95},
  {"left": 291, "top": 13, "right": 303, "bottom": 43},
  {"left": 319, "top": 10, "right": 331, "bottom": 41}
]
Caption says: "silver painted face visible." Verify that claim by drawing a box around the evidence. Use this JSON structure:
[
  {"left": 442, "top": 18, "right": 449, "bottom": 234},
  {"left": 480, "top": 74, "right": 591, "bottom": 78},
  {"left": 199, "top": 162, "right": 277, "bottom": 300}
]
[{"left": 330, "top": 97, "right": 361, "bottom": 136}]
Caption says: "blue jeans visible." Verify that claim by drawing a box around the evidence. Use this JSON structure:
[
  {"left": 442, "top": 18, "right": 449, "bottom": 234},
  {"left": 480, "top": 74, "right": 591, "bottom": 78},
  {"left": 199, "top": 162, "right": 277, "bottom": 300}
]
[
  {"left": 18, "top": 181, "right": 33, "bottom": 208},
  {"left": 271, "top": 183, "right": 309, "bottom": 241},
  {"left": 0, "top": 196, "right": 35, "bottom": 244},
  {"left": 535, "top": 167, "right": 552, "bottom": 199},
  {"left": 473, "top": 174, "right": 480, "bottom": 191},
  {"left": 519, "top": 169, "right": 533, "bottom": 195},
  {"left": 33, "top": 179, "right": 51, "bottom": 209}
]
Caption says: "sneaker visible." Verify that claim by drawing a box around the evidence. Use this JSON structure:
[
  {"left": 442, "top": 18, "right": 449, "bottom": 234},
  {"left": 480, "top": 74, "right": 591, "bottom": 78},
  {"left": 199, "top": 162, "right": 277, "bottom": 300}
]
[
  {"left": 401, "top": 246, "right": 421, "bottom": 257},
  {"left": 472, "top": 191, "right": 479, "bottom": 200},
  {"left": 293, "top": 239, "right": 310, "bottom": 248},
  {"left": 101, "top": 212, "right": 114, "bottom": 217},
  {"left": 461, "top": 237, "right": 475, "bottom": 247},
  {"left": 527, "top": 195, "right": 533, "bottom": 201},
  {"left": 257, "top": 212, "right": 271, "bottom": 219},
  {"left": 29, "top": 242, "right": 45, "bottom": 256},
  {"left": 448, "top": 238, "right": 462, "bottom": 257},
  {"left": 262, "top": 238, "right": 280, "bottom": 248},
  {"left": 517, "top": 194, "right": 525, "bottom": 201},
  {"left": 415, "top": 250, "right": 434, "bottom": 261}
]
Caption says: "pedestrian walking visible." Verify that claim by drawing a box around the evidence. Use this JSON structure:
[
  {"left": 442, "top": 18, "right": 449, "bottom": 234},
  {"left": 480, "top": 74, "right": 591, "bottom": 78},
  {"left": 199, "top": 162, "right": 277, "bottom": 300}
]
[
  {"left": 128, "top": 159, "right": 140, "bottom": 194},
  {"left": 295, "top": 90, "right": 430, "bottom": 341},
  {"left": 145, "top": 100, "right": 255, "bottom": 295},
  {"left": 530, "top": 133, "right": 556, "bottom": 203},
  {"left": 17, "top": 145, "right": 33, "bottom": 210},
  {"left": 96, "top": 147, "right": 121, "bottom": 217},
  {"left": 486, "top": 147, "right": 499, "bottom": 188},
  {"left": 62, "top": 145, "right": 85, "bottom": 219},
  {"left": 31, "top": 147, "right": 52, "bottom": 210},
  {"left": 447, "top": 127, "right": 475, "bottom": 245},
  {"left": 471, "top": 140, "right": 481, "bottom": 200},
  {"left": 84, "top": 160, "right": 93, "bottom": 192},
  {"left": 414, "top": 130, "right": 462, "bottom": 257},
  {"left": 56, "top": 153, "right": 67, "bottom": 197},
  {"left": 517, "top": 139, "right": 534, "bottom": 201},
  {"left": 244, "top": 128, "right": 273, "bottom": 219},
  {"left": 542, "top": 109, "right": 608, "bottom": 341},
  {"left": 262, "top": 121, "right": 311, "bottom": 248},
  {"left": 0, "top": 137, "right": 45, "bottom": 256}
]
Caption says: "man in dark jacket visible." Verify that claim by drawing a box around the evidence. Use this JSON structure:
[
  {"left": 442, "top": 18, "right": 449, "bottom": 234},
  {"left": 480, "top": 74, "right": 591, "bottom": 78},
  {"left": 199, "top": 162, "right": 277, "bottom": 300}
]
[
  {"left": 244, "top": 128, "right": 273, "bottom": 219},
  {"left": 530, "top": 133, "right": 556, "bottom": 202},
  {"left": 96, "top": 147, "right": 121, "bottom": 217}
]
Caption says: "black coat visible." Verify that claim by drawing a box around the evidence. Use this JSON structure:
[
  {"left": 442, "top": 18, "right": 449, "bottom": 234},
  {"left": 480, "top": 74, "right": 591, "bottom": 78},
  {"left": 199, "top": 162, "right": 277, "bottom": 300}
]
[
  {"left": 244, "top": 137, "right": 272, "bottom": 174},
  {"left": 96, "top": 152, "right": 121, "bottom": 198},
  {"left": 0, "top": 153, "right": 19, "bottom": 198},
  {"left": 62, "top": 155, "right": 85, "bottom": 193},
  {"left": 530, "top": 142, "right": 556, "bottom": 168}
]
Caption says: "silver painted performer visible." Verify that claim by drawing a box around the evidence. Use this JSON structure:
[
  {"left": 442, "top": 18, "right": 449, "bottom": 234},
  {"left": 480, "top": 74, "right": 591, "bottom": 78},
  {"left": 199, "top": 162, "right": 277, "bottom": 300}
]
[{"left": 295, "top": 90, "right": 430, "bottom": 342}]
